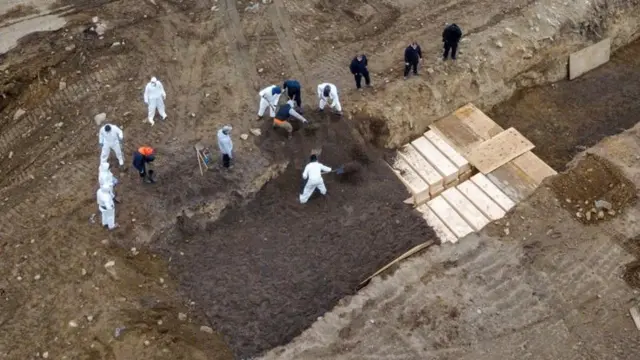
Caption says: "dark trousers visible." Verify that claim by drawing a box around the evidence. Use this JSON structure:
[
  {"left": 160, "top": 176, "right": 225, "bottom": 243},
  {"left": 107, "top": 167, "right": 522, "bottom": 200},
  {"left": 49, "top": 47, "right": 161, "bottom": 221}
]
[
  {"left": 443, "top": 41, "right": 458, "bottom": 60},
  {"left": 222, "top": 154, "right": 231, "bottom": 168},
  {"left": 354, "top": 70, "right": 371, "bottom": 88},
  {"left": 404, "top": 61, "right": 418, "bottom": 77},
  {"left": 288, "top": 88, "right": 302, "bottom": 107}
]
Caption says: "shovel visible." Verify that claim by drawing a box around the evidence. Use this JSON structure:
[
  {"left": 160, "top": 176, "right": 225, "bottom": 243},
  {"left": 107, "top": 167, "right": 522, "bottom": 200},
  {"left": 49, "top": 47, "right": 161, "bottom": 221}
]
[{"left": 328, "top": 162, "right": 361, "bottom": 175}]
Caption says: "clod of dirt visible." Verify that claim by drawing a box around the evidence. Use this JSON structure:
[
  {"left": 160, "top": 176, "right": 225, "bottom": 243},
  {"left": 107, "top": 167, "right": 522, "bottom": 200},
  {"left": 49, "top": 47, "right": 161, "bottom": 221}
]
[
  {"left": 94, "top": 113, "right": 106, "bottom": 125},
  {"left": 240, "top": 134, "right": 249, "bottom": 140},
  {"left": 550, "top": 154, "right": 636, "bottom": 224},
  {"left": 13, "top": 108, "right": 25, "bottom": 120},
  {"left": 200, "top": 325, "right": 213, "bottom": 334}
]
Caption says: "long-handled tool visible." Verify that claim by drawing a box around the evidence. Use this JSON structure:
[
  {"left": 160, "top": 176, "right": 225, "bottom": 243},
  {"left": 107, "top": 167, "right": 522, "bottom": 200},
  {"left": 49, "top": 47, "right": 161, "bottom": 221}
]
[{"left": 328, "top": 161, "right": 362, "bottom": 175}]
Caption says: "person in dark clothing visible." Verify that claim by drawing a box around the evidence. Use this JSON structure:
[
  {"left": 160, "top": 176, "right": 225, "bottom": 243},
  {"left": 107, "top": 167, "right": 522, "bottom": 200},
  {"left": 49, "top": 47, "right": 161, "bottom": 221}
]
[
  {"left": 349, "top": 54, "right": 371, "bottom": 90},
  {"left": 404, "top": 42, "right": 422, "bottom": 78},
  {"left": 132, "top": 146, "right": 156, "bottom": 183},
  {"left": 442, "top": 23, "right": 463, "bottom": 61},
  {"left": 283, "top": 79, "right": 302, "bottom": 108}
]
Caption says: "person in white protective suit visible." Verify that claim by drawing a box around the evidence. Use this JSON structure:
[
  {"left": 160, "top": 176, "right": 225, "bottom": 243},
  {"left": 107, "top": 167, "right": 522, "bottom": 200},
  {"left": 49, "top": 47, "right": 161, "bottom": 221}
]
[
  {"left": 317, "top": 83, "right": 342, "bottom": 115},
  {"left": 98, "top": 123, "right": 125, "bottom": 168},
  {"left": 299, "top": 154, "right": 332, "bottom": 204},
  {"left": 257, "top": 85, "right": 282, "bottom": 119},
  {"left": 143, "top": 77, "right": 167, "bottom": 125},
  {"left": 217, "top": 125, "right": 233, "bottom": 169},
  {"left": 98, "top": 162, "right": 119, "bottom": 202},
  {"left": 97, "top": 183, "right": 117, "bottom": 230}
]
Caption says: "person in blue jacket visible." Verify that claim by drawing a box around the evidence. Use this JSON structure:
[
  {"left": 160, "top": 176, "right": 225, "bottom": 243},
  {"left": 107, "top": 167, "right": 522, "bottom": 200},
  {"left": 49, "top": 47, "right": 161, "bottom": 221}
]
[{"left": 283, "top": 79, "right": 302, "bottom": 109}]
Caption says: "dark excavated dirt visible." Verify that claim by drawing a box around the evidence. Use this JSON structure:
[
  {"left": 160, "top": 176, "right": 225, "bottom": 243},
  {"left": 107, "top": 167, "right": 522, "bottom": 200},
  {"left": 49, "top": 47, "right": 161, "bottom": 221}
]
[
  {"left": 160, "top": 113, "right": 435, "bottom": 358},
  {"left": 489, "top": 39, "right": 640, "bottom": 171},
  {"left": 549, "top": 154, "right": 636, "bottom": 224}
]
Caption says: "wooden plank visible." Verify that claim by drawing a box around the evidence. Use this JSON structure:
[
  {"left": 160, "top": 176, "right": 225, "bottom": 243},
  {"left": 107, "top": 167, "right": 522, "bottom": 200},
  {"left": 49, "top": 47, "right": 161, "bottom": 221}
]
[
  {"left": 387, "top": 157, "right": 430, "bottom": 205},
  {"left": 441, "top": 187, "right": 490, "bottom": 231},
  {"left": 511, "top": 151, "right": 557, "bottom": 185},
  {"left": 486, "top": 163, "right": 537, "bottom": 203},
  {"left": 457, "top": 180, "right": 506, "bottom": 221},
  {"left": 397, "top": 144, "right": 444, "bottom": 194},
  {"left": 358, "top": 240, "right": 435, "bottom": 289},
  {"left": 416, "top": 204, "right": 458, "bottom": 244},
  {"left": 429, "top": 114, "right": 482, "bottom": 154},
  {"left": 630, "top": 307, "right": 640, "bottom": 331},
  {"left": 453, "top": 103, "right": 504, "bottom": 140},
  {"left": 411, "top": 137, "right": 458, "bottom": 184},
  {"left": 470, "top": 173, "right": 516, "bottom": 211},
  {"left": 424, "top": 131, "right": 471, "bottom": 173},
  {"left": 569, "top": 38, "right": 611, "bottom": 80},
  {"left": 427, "top": 196, "right": 474, "bottom": 239},
  {"left": 465, "top": 127, "right": 535, "bottom": 174}
]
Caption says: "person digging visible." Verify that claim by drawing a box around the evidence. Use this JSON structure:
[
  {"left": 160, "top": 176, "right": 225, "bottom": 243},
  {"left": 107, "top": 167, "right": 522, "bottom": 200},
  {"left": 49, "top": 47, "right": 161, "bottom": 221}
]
[
  {"left": 132, "top": 146, "right": 156, "bottom": 183},
  {"left": 272, "top": 99, "right": 309, "bottom": 139}
]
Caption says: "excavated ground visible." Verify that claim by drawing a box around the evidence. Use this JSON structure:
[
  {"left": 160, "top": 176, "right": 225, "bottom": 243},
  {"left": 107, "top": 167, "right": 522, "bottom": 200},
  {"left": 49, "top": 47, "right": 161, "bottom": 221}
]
[
  {"left": 1, "top": 0, "right": 640, "bottom": 359},
  {"left": 261, "top": 30, "right": 640, "bottom": 360},
  {"left": 159, "top": 114, "right": 434, "bottom": 358},
  {"left": 489, "top": 40, "right": 640, "bottom": 171}
]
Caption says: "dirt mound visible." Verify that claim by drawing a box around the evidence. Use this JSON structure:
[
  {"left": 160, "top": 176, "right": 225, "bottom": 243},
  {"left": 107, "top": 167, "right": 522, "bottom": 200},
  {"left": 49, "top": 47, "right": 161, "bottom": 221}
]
[
  {"left": 549, "top": 154, "right": 636, "bottom": 224},
  {"left": 158, "top": 116, "right": 435, "bottom": 358}
]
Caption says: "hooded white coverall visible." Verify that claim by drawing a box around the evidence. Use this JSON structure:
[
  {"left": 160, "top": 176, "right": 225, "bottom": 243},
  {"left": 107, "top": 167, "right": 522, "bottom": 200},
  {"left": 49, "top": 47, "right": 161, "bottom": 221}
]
[
  {"left": 98, "top": 162, "right": 117, "bottom": 198},
  {"left": 97, "top": 184, "right": 116, "bottom": 229},
  {"left": 317, "top": 83, "right": 342, "bottom": 112},
  {"left": 217, "top": 126, "right": 233, "bottom": 158},
  {"left": 99, "top": 124, "right": 124, "bottom": 166},
  {"left": 258, "top": 85, "right": 282, "bottom": 117},
  {"left": 299, "top": 161, "right": 332, "bottom": 204},
  {"left": 144, "top": 77, "right": 167, "bottom": 125}
]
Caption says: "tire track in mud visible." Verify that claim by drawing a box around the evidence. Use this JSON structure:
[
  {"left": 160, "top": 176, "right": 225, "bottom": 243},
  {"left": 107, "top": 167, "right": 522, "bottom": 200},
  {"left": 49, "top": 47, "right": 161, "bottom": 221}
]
[
  {"left": 268, "top": 0, "right": 308, "bottom": 84},
  {"left": 221, "top": 0, "right": 261, "bottom": 113},
  {"left": 0, "top": 61, "right": 127, "bottom": 195}
]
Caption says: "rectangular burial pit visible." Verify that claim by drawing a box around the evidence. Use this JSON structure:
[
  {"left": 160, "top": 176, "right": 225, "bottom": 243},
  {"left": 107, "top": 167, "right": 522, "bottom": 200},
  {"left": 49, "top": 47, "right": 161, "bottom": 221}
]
[{"left": 161, "top": 119, "right": 436, "bottom": 358}]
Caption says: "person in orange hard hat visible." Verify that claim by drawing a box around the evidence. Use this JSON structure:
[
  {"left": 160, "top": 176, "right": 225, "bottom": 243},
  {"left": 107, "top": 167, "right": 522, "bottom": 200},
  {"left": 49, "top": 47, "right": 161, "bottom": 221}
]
[{"left": 132, "top": 146, "right": 156, "bottom": 183}]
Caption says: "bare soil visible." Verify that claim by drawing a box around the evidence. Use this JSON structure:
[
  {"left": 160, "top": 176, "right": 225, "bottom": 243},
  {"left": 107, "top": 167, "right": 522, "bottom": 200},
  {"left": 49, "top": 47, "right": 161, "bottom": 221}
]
[
  {"left": 1, "top": 0, "right": 640, "bottom": 358},
  {"left": 159, "top": 113, "right": 435, "bottom": 358},
  {"left": 0, "top": 4, "right": 38, "bottom": 23},
  {"left": 549, "top": 154, "right": 636, "bottom": 224},
  {"left": 488, "top": 39, "right": 640, "bottom": 171}
]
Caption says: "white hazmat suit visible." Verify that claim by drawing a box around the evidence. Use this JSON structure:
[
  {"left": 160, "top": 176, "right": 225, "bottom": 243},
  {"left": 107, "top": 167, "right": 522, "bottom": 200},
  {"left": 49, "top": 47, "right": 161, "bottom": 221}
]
[
  {"left": 99, "top": 124, "right": 124, "bottom": 166},
  {"left": 217, "top": 126, "right": 233, "bottom": 158},
  {"left": 317, "top": 83, "right": 342, "bottom": 113},
  {"left": 144, "top": 77, "right": 167, "bottom": 125},
  {"left": 98, "top": 162, "right": 117, "bottom": 199},
  {"left": 258, "top": 85, "right": 282, "bottom": 118},
  {"left": 97, "top": 183, "right": 116, "bottom": 230},
  {"left": 299, "top": 160, "right": 332, "bottom": 204}
]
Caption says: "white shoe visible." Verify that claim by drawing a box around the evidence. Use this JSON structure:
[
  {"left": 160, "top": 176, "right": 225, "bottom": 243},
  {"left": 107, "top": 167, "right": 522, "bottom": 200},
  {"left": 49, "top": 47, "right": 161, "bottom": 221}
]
[
  {"left": 149, "top": 119, "right": 155, "bottom": 126},
  {"left": 162, "top": 115, "right": 167, "bottom": 121}
]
